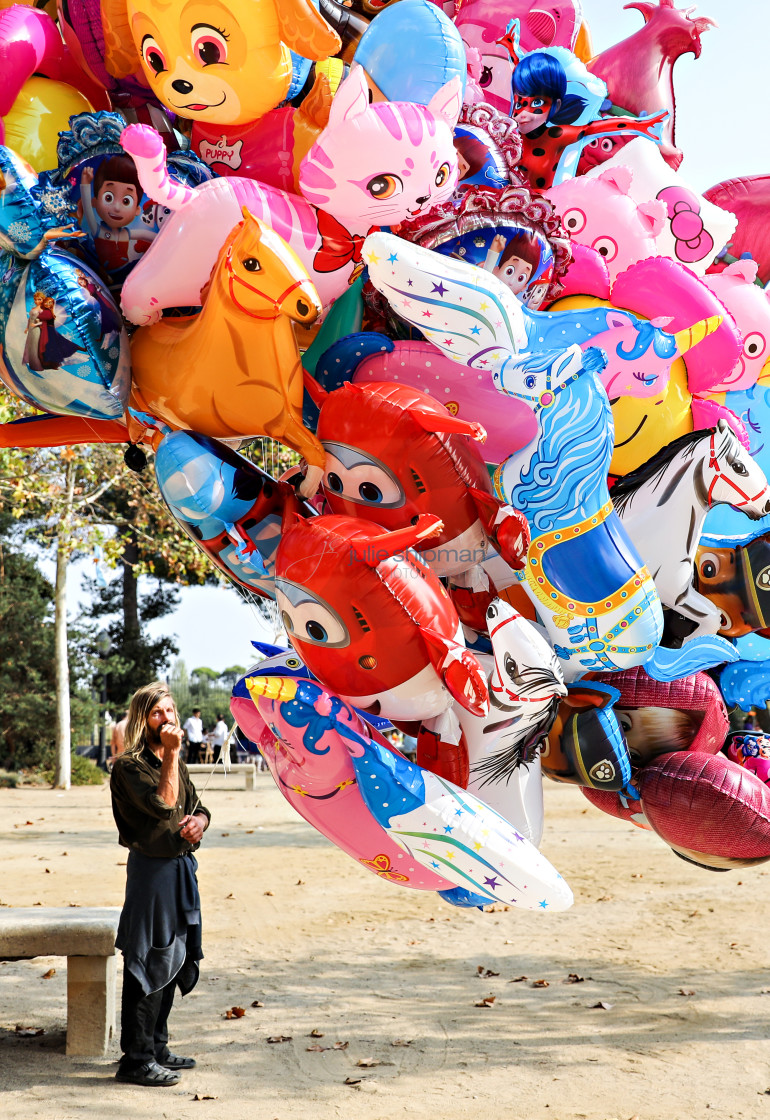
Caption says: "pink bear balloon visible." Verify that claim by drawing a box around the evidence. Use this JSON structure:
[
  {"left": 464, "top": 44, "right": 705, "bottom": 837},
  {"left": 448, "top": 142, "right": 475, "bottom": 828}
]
[{"left": 546, "top": 165, "right": 666, "bottom": 283}]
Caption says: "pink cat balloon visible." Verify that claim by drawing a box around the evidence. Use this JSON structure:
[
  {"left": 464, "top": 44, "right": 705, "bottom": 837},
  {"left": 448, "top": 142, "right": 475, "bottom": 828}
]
[
  {"left": 119, "top": 65, "right": 462, "bottom": 324},
  {"left": 702, "top": 260, "right": 770, "bottom": 392}
]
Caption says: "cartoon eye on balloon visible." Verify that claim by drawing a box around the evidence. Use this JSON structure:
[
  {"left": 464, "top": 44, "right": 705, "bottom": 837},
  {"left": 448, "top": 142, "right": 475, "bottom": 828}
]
[
  {"left": 560, "top": 207, "right": 586, "bottom": 234},
  {"left": 367, "top": 173, "right": 403, "bottom": 200},
  {"left": 744, "top": 332, "right": 767, "bottom": 360},
  {"left": 191, "top": 25, "right": 229, "bottom": 66},
  {"left": 322, "top": 443, "right": 405, "bottom": 508},
  {"left": 141, "top": 35, "right": 167, "bottom": 74},
  {"left": 591, "top": 235, "right": 618, "bottom": 261},
  {"left": 275, "top": 579, "right": 351, "bottom": 648},
  {"left": 435, "top": 162, "right": 451, "bottom": 188}
]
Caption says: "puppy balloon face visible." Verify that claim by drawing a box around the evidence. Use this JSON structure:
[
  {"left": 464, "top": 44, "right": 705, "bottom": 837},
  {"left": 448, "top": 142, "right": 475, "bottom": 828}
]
[{"left": 111, "top": 0, "right": 339, "bottom": 126}]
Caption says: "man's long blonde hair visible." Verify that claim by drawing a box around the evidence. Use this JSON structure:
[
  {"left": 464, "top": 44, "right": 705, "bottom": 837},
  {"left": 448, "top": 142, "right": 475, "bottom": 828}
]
[{"left": 123, "top": 682, "right": 178, "bottom": 758}]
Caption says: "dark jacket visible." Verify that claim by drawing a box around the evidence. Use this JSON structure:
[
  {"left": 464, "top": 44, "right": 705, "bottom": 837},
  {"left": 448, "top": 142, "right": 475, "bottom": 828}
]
[{"left": 110, "top": 745, "right": 211, "bottom": 859}]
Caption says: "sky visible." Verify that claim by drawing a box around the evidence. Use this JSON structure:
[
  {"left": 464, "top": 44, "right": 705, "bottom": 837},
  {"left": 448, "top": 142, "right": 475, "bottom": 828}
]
[{"left": 41, "top": 0, "right": 770, "bottom": 675}]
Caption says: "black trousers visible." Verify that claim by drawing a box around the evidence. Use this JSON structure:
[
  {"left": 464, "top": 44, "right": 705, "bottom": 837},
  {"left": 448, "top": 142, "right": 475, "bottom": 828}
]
[
  {"left": 119, "top": 968, "right": 177, "bottom": 1068},
  {"left": 186, "top": 740, "right": 202, "bottom": 764}
]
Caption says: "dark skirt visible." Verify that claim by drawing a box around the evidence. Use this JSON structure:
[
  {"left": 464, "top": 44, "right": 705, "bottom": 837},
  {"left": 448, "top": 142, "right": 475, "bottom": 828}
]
[{"left": 116, "top": 850, "right": 203, "bottom": 997}]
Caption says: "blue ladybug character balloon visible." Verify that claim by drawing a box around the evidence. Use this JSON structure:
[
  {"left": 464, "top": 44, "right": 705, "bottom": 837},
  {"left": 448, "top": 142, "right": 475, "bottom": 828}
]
[
  {"left": 0, "top": 247, "right": 129, "bottom": 420},
  {"left": 155, "top": 431, "right": 315, "bottom": 601}
]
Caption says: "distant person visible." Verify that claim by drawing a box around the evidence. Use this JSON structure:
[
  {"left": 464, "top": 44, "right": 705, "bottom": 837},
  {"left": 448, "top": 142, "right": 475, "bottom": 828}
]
[
  {"left": 182, "top": 708, "right": 204, "bottom": 764},
  {"left": 110, "top": 710, "right": 129, "bottom": 765},
  {"left": 210, "top": 714, "right": 229, "bottom": 762},
  {"left": 110, "top": 682, "right": 211, "bottom": 1086}
]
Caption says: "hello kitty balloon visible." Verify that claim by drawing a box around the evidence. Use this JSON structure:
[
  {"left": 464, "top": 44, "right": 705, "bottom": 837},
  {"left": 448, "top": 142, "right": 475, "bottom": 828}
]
[{"left": 119, "top": 65, "right": 462, "bottom": 324}]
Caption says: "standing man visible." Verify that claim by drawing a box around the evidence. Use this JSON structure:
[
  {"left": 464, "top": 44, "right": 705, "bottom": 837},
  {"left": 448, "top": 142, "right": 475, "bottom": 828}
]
[
  {"left": 182, "top": 707, "right": 204, "bottom": 765},
  {"left": 109, "top": 709, "right": 129, "bottom": 767},
  {"left": 210, "top": 713, "right": 229, "bottom": 762},
  {"left": 110, "top": 683, "right": 210, "bottom": 1086}
]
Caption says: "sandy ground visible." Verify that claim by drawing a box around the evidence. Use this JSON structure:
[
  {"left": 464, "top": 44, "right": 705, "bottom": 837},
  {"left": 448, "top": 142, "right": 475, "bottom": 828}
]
[{"left": 1, "top": 773, "right": 769, "bottom": 1120}]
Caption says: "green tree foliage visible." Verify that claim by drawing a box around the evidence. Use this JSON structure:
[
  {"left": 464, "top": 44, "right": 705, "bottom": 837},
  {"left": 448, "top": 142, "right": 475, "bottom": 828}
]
[
  {"left": 0, "top": 544, "right": 89, "bottom": 767},
  {"left": 80, "top": 577, "right": 181, "bottom": 709}
]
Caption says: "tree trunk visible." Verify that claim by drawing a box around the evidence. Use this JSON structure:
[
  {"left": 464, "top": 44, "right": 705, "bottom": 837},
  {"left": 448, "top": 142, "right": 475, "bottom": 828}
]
[
  {"left": 122, "top": 527, "right": 140, "bottom": 643},
  {"left": 54, "top": 460, "right": 75, "bottom": 790}
]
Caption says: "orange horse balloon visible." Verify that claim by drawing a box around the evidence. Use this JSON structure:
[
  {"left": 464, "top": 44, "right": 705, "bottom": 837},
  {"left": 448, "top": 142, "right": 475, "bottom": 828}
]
[{"left": 128, "top": 207, "right": 325, "bottom": 496}]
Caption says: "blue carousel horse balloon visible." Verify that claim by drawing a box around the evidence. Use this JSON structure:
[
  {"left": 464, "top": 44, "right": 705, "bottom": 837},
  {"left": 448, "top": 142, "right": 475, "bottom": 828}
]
[{"left": 492, "top": 345, "right": 664, "bottom": 680}]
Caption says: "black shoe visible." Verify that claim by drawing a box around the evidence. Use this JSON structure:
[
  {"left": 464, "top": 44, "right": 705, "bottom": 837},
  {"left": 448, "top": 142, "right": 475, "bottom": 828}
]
[
  {"left": 157, "top": 1052, "right": 196, "bottom": 1070},
  {"left": 115, "top": 1059, "right": 181, "bottom": 1086}
]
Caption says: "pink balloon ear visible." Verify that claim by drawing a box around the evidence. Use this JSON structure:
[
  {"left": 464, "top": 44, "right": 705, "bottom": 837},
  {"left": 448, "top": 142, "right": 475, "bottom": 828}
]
[
  {"left": 723, "top": 259, "right": 759, "bottom": 284},
  {"left": 597, "top": 165, "right": 633, "bottom": 196},
  {"left": 637, "top": 200, "right": 667, "bottom": 238},
  {"left": 650, "top": 316, "right": 674, "bottom": 328},
  {"left": 427, "top": 76, "right": 464, "bottom": 129},
  {"left": 605, "top": 311, "right": 634, "bottom": 330},
  {"left": 328, "top": 63, "right": 370, "bottom": 127}
]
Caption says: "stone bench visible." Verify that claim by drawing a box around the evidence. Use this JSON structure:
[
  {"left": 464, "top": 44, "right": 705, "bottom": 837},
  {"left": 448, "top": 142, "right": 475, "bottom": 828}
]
[
  {"left": 0, "top": 907, "right": 120, "bottom": 1056},
  {"left": 186, "top": 761, "right": 258, "bottom": 789}
]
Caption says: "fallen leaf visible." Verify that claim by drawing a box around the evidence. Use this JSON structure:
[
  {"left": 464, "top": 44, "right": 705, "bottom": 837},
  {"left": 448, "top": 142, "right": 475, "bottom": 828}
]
[
  {"left": 678, "top": 988, "right": 695, "bottom": 997},
  {"left": 391, "top": 1039, "right": 413, "bottom": 1047},
  {"left": 595, "top": 895, "right": 613, "bottom": 902},
  {"left": 44, "top": 868, "right": 51, "bottom": 874},
  {"left": 267, "top": 1035, "right": 292, "bottom": 1044},
  {"left": 332, "top": 1041, "right": 349, "bottom": 1050},
  {"left": 563, "top": 974, "right": 584, "bottom": 984},
  {"left": 356, "top": 1058, "right": 381, "bottom": 1068},
  {"left": 192, "top": 1094, "right": 217, "bottom": 1101},
  {"left": 474, "top": 995, "right": 496, "bottom": 1008},
  {"left": 224, "top": 1007, "right": 246, "bottom": 1019},
  {"left": 306, "top": 1045, "right": 329, "bottom": 1052},
  {"left": 508, "top": 975, "right": 528, "bottom": 983},
  {"left": 41, "top": 969, "right": 55, "bottom": 980},
  {"left": 246, "top": 830, "right": 254, "bottom": 834},
  {"left": 589, "top": 1001, "right": 614, "bottom": 1010},
  {"left": 225, "top": 893, "right": 235, "bottom": 900},
  {"left": 251, "top": 1000, "right": 264, "bottom": 1008},
  {"left": 476, "top": 966, "right": 500, "bottom": 978},
  {"left": 344, "top": 1077, "right": 362, "bottom": 1086},
  {"left": 264, "top": 890, "right": 274, "bottom": 896},
  {"left": 532, "top": 980, "right": 550, "bottom": 988},
  {"left": 308, "top": 1029, "right": 324, "bottom": 1038},
  {"left": 15, "top": 1026, "right": 44, "bottom": 1036},
  {"left": 221, "top": 833, "right": 229, "bottom": 837},
  {"left": 296, "top": 880, "right": 305, "bottom": 886},
  {"left": 730, "top": 942, "right": 739, "bottom": 949}
]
